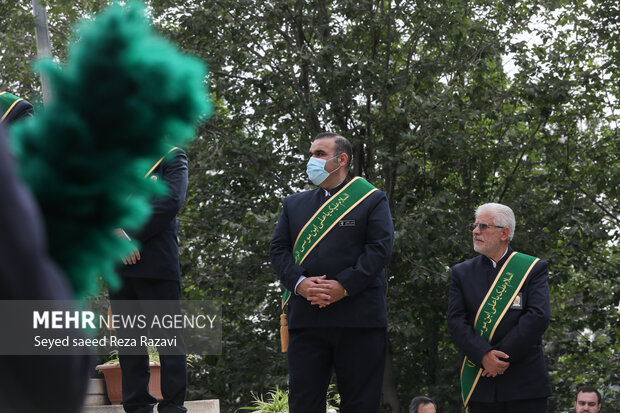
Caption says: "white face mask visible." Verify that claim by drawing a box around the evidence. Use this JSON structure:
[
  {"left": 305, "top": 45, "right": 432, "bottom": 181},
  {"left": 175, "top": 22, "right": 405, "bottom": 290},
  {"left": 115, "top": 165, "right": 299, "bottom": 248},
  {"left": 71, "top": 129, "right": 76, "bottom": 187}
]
[{"left": 306, "top": 155, "right": 341, "bottom": 185}]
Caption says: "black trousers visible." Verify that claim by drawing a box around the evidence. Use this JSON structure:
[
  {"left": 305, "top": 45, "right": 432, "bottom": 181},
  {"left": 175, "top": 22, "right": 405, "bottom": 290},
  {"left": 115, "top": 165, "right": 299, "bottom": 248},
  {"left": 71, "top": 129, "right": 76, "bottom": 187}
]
[
  {"left": 288, "top": 327, "right": 386, "bottom": 413},
  {"left": 468, "top": 397, "right": 548, "bottom": 413},
  {"left": 109, "top": 277, "right": 187, "bottom": 413}
]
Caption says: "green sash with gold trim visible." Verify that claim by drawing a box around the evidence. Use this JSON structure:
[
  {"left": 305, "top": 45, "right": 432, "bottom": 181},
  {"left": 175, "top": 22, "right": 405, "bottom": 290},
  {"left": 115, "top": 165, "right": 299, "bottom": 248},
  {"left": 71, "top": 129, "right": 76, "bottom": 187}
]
[
  {"left": 279, "top": 177, "right": 377, "bottom": 351},
  {"left": 0, "top": 92, "right": 24, "bottom": 123},
  {"left": 145, "top": 146, "right": 180, "bottom": 178},
  {"left": 460, "top": 251, "right": 539, "bottom": 406}
]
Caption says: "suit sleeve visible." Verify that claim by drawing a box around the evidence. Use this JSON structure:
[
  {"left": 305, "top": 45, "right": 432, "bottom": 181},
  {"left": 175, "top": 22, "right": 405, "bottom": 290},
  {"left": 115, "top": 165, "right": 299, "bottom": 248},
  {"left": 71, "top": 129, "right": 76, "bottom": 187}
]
[
  {"left": 132, "top": 150, "right": 188, "bottom": 243},
  {"left": 494, "top": 260, "right": 550, "bottom": 362},
  {"left": 270, "top": 197, "right": 307, "bottom": 292},
  {"left": 447, "top": 267, "right": 493, "bottom": 366},
  {"left": 333, "top": 192, "right": 394, "bottom": 296}
]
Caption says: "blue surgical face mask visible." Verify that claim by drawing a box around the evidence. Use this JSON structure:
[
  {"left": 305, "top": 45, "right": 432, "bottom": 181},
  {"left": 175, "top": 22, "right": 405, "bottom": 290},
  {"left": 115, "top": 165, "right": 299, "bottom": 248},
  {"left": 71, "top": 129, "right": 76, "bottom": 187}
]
[{"left": 306, "top": 155, "right": 341, "bottom": 185}]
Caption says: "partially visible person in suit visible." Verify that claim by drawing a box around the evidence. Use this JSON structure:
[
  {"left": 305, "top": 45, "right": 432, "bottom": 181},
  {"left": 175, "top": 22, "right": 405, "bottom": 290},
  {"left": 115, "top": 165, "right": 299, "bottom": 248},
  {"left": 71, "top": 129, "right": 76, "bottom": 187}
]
[
  {"left": 447, "top": 202, "right": 552, "bottom": 413},
  {"left": 0, "top": 91, "right": 33, "bottom": 124},
  {"left": 575, "top": 386, "right": 601, "bottom": 413},
  {"left": 110, "top": 147, "right": 189, "bottom": 413},
  {"left": 0, "top": 93, "right": 90, "bottom": 413},
  {"left": 270, "top": 132, "right": 394, "bottom": 413},
  {"left": 409, "top": 396, "right": 436, "bottom": 413}
]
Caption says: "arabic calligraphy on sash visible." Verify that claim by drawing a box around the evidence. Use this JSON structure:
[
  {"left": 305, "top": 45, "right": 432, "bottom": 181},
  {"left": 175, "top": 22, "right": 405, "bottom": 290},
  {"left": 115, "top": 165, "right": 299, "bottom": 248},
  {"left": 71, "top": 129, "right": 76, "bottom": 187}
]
[
  {"left": 294, "top": 192, "right": 350, "bottom": 263},
  {"left": 480, "top": 272, "right": 514, "bottom": 336}
]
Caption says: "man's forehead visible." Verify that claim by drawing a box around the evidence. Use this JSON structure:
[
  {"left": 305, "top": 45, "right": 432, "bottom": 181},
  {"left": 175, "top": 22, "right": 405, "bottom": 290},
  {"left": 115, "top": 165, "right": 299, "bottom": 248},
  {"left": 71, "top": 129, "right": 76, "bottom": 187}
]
[
  {"left": 577, "top": 391, "right": 599, "bottom": 402},
  {"left": 309, "top": 138, "right": 336, "bottom": 153}
]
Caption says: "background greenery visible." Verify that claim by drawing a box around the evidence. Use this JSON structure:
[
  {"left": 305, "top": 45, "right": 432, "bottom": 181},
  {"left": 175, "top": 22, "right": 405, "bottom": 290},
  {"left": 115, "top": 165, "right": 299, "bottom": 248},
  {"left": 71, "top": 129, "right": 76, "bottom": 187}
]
[{"left": 1, "top": 1, "right": 618, "bottom": 412}]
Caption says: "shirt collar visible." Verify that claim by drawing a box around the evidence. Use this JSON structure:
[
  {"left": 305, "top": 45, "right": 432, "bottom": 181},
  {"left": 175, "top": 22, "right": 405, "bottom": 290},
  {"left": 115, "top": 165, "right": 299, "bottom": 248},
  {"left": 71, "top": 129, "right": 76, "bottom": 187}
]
[
  {"left": 322, "top": 178, "right": 348, "bottom": 197},
  {"left": 488, "top": 247, "right": 510, "bottom": 268}
]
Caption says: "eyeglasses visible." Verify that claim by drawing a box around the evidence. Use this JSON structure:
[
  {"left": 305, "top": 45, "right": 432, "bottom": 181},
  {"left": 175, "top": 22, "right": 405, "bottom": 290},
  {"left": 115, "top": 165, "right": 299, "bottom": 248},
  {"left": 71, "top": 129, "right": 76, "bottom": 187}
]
[{"left": 469, "top": 223, "right": 504, "bottom": 232}]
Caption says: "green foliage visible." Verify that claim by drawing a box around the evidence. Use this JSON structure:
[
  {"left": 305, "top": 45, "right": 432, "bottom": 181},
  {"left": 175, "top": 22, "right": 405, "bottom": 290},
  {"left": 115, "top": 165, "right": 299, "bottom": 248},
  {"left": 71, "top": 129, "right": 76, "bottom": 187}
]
[
  {"left": 166, "top": 1, "right": 619, "bottom": 411},
  {"left": 9, "top": 1, "right": 211, "bottom": 297},
  {"left": 0, "top": 0, "right": 110, "bottom": 99},
  {"left": 1, "top": 1, "right": 618, "bottom": 412},
  {"left": 236, "top": 387, "right": 289, "bottom": 413},
  {"left": 236, "top": 385, "right": 340, "bottom": 413},
  {"left": 103, "top": 345, "right": 161, "bottom": 365}
]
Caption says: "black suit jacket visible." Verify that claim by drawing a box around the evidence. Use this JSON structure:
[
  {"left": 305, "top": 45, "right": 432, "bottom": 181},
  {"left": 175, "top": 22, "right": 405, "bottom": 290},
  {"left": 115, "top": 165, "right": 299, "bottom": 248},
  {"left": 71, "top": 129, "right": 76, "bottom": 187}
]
[
  {"left": 270, "top": 180, "right": 394, "bottom": 329},
  {"left": 0, "top": 124, "right": 89, "bottom": 413},
  {"left": 118, "top": 148, "right": 188, "bottom": 281},
  {"left": 447, "top": 247, "right": 552, "bottom": 402},
  {"left": 0, "top": 96, "right": 33, "bottom": 124}
]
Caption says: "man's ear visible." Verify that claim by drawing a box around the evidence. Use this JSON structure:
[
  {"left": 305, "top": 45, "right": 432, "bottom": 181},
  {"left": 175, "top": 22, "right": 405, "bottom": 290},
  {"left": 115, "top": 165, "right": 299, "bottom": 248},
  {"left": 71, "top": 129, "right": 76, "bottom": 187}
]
[{"left": 501, "top": 227, "right": 511, "bottom": 242}]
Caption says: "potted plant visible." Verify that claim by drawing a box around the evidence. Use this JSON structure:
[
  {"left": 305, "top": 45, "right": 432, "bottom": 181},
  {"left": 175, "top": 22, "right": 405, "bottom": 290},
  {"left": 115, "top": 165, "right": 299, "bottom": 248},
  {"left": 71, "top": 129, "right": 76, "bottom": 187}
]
[
  {"left": 237, "top": 386, "right": 339, "bottom": 413},
  {"left": 95, "top": 347, "right": 162, "bottom": 405}
]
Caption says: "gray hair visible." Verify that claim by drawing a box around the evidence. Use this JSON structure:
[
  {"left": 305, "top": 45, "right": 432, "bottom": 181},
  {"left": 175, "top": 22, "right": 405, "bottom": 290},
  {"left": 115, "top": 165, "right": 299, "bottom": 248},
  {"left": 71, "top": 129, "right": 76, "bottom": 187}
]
[{"left": 475, "top": 203, "right": 516, "bottom": 241}]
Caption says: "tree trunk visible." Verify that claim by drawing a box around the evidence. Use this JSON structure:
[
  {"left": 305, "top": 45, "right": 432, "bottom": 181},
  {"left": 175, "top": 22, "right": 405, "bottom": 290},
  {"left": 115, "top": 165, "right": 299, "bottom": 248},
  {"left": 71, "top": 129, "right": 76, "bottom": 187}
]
[
  {"left": 31, "top": 0, "right": 52, "bottom": 104},
  {"left": 381, "top": 337, "right": 400, "bottom": 413}
]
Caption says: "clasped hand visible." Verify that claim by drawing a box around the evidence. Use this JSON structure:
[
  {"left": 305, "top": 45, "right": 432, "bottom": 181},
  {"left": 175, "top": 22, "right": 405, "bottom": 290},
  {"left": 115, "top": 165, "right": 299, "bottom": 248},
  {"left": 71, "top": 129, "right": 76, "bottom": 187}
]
[
  {"left": 297, "top": 275, "right": 346, "bottom": 308},
  {"left": 481, "top": 349, "right": 510, "bottom": 378}
]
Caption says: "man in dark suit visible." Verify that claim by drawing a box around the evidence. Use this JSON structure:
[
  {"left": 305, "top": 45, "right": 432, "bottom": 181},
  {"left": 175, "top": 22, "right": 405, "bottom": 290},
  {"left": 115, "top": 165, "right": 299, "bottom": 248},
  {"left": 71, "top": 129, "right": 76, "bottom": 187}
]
[
  {"left": 110, "top": 147, "right": 189, "bottom": 413},
  {"left": 0, "top": 98, "right": 89, "bottom": 413},
  {"left": 447, "top": 203, "right": 552, "bottom": 413},
  {"left": 270, "top": 132, "right": 394, "bottom": 413}
]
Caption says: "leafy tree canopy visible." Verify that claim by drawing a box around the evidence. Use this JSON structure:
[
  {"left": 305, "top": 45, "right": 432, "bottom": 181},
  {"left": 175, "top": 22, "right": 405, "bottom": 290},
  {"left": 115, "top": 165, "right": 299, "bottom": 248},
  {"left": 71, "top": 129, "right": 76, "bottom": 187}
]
[{"left": 2, "top": 1, "right": 617, "bottom": 412}]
